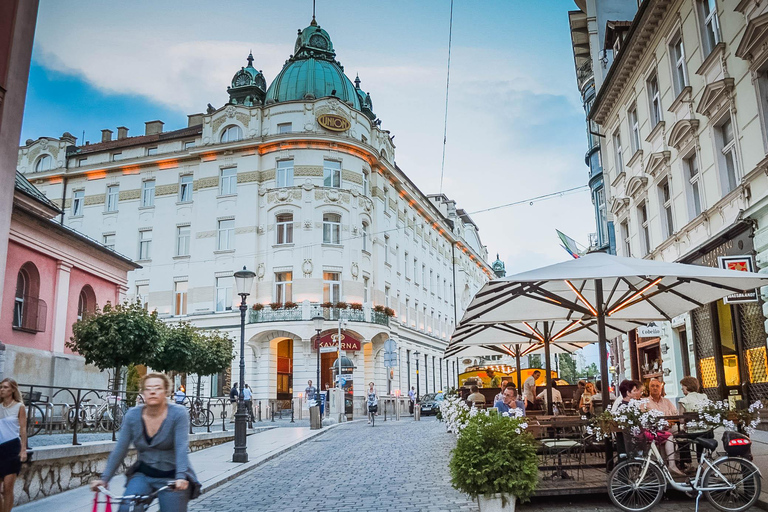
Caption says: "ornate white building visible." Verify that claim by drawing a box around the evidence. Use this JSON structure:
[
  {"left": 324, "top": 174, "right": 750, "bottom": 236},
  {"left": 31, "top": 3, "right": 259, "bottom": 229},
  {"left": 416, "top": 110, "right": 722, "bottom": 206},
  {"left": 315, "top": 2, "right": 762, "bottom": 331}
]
[{"left": 17, "top": 18, "right": 493, "bottom": 414}]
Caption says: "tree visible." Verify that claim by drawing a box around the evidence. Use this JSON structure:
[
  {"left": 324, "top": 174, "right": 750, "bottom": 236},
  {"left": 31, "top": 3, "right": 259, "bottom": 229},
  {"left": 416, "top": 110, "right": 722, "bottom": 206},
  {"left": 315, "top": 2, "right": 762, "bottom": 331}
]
[
  {"left": 578, "top": 362, "right": 600, "bottom": 380},
  {"left": 68, "top": 300, "right": 164, "bottom": 392},
  {"left": 189, "top": 330, "right": 234, "bottom": 397},
  {"left": 528, "top": 354, "right": 542, "bottom": 369},
  {"left": 559, "top": 354, "right": 578, "bottom": 384},
  {"left": 147, "top": 322, "right": 199, "bottom": 376}
]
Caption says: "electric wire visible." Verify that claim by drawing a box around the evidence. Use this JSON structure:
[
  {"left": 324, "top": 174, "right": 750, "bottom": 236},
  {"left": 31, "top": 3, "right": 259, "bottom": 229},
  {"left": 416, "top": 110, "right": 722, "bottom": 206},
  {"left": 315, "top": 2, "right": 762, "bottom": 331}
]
[{"left": 438, "top": 0, "right": 454, "bottom": 195}]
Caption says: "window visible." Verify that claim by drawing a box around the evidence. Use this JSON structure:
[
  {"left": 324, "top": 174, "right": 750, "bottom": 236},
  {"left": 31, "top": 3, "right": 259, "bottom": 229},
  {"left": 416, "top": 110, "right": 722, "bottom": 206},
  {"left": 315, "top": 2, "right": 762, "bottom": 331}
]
[
  {"left": 361, "top": 222, "right": 369, "bottom": 252},
  {"left": 414, "top": 257, "right": 419, "bottom": 285},
  {"left": 638, "top": 202, "right": 651, "bottom": 255},
  {"left": 362, "top": 172, "right": 369, "bottom": 196},
  {"left": 220, "top": 125, "right": 243, "bottom": 143},
  {"left": 111, "top": 152, "right": 122, "bottom": 162},
  {"left": 430, "top": 269, "right": 434, "bottom": 293},
  {"left": 147, "top": 147, "right": 158, "bottom": 156},
  {"left": 77, "top": 287, "right": 95, "bottom": 321},
  {"left": 685, "top": 153, "right": 703, "bottom": 217},
  {"left": 276, "top": 213, "right": 293, "bottom": 244},
  {"left": 405, "top": 298, "right": 410, "bottom": 325},
  {"left": 13, "top": 270, "right": 26, "bottom": 328},
  {"left": 220, "top": 168, "right": 237, "bottom": 195},
  {"left": 621, "top": 220, "right": 631, "bottom": 257},
  {"left": 323, "top": 160, "right": 341, "bottom": 188},
  {"left": 437, "top": 274, "right": 441, "bottom": 299},
  {"left": 77, "top": 158, "right": 87, "bottom": 167},
  {"left": 184, "top": 141, "right": 195, "bottom": 150},
  {"left": 699, "top": 0, "right": 721, "bottom": 55},
  {"left": 136, "top": 284, "right": 149, "bottom": 310},
  {"left": 718, "top": 117, "right": 739, "bottom": 193},
  {"left": 13, "top": 264, "right": 43, "bottom": 332},
  {"left": 629, "top": 106, "right": 640, "bottom": 154},
  {"left": 174, "top": 281, "right": 188, "bottom": 316},
  {"left": 659, "top": 179, "right": 674, "bottom": 239},
  {"left": 217, "top": 219, "right": 235, "bottom": 250},
  {"left": 323, "top": 272, "right": 341, "bottom": 303},
  {"left": 215, "top": 277, "right": 233, "bottom": 312},
  {"left": 72, "top": 190, "right": 84, "bottom": 216},
  {"left": 105, "top": 185, "right": 119, "bottom": 212},
  {"left": 277, "top": 123, "right": 292, "bottom": 134},
  {"left": 670, "top": 34, "right": 689, "bottom": 96},
  {"left": 363, "top": 276, "right": 370, "bottom": 303},
  {"left": 648, "top": 73, "right": 662, "bottom": 127},
  {"left": 361, "top": 134, "right": 367, "bottom": 144},
  {"left": 277, "top": 160, "right": 294, "bottom": 187},
  {"left": 141, "top": 180, "right": 155, "bottom": 207},
  {"left": 595, "top": 186, "right": 609, "bottom": 245},
  {"left": 323, "top": 213, "right": 341, "bottom": 244},
  {"left": 385, "top": 285, "right": 390, "bottom": 307},
  {"left": 176, "top": 225, "right": 191, "bottom": 256},
  {"left": 102, "top": 233, "right": 115, "bottom": 250},
  {"left": 179, "top": 175, "right": 193, "bottom": 202},
  {"left": 138, "top": 230, "right": 152, "bottom": 260},
  {"left": 35, "top": 155, "right": 52, "bottom": 172},
  {"left": 275, "top": 272, "right": 292, "bottom": 303},
  {"left": 384, "top": 235, "right": 390, "bottom": 264},
  {"left": 404, "top": 251, "right": 409, "bottom": 278},
  {"left": 613, "top": 131, "right": 624, "bottom": 174},
  {"left": 422, "top": 264, "right": 427, "bottom": 288}
]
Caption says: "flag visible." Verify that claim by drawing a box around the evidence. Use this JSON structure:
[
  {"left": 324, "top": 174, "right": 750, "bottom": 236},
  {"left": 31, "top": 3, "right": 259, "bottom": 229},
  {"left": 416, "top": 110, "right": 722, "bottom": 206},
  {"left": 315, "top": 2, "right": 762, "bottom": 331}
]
[{"left": 556, "top": 230, "right": 581, "bottom": 259}]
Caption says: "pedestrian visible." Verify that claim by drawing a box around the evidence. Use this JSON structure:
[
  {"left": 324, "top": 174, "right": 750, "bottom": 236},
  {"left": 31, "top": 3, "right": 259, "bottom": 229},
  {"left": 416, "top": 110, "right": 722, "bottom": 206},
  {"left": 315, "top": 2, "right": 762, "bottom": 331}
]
[
  {"left": 523, "top": 370, "right": 541, "bottom": 410},
  {"left": 229, "top": 383, "right": 238, "bottom": 422},
  {"left": 0, "top": 378, "right": 27, "bottom": 512},
  {"left": 305, "top": 380, "right": 317, "bottom": 405},
  {"left": 174, "top": 386, "right": 186, "bottom": 406},
  {"left": 90, "top": 373, "right": 198, "bottom": 512},
  {"left": 366, "top": 382, "right": 379, "bottom": 424},
  {"left": 242, "top": 384, "right": 253, "bottom": 422},
  {"left": 320, "top": 384, "right": 330, "bottom": 417},
  {"left": 408, "top": 386, "right": 416, "bottom": 414}
]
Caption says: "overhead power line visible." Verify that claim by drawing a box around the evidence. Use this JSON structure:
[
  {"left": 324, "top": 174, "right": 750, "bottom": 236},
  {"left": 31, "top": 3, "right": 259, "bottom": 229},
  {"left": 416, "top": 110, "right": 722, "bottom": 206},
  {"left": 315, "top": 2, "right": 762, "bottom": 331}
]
[
  {"left": 467, "top": 185, "right": 590, "bottom": 215},
  {"left": 439, "top": 0, "right": 454, "bottom": 195}
]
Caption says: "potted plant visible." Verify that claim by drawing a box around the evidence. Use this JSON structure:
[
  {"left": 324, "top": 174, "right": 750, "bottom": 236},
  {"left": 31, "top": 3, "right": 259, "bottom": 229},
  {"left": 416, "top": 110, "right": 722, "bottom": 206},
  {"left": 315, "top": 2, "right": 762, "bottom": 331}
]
[
  {"left": 348, "top": 302, "right": 363, "bottom": 311},
  {"left": 252, "top": 303, "right": 264, "bottom": 311},
  {"left": 383, "top": 307, "right": 396, "bottom": 317},
  {"left": 373, "top": 305, "right": 386, "bottom": 313},
  {"left": 269, "top": 302, "right": 282, "bottom": 310},
  {"left": 449, "top": 412, "right": 538, "bottom": 511},
  {"left": 320, "top": 301, "right": 334, "bottom": 309},
  {"left": 284, "top": 301, "right": 299, "bottom": 309},
  {"left": 334, "top": 301, "right": 348, "bottom": 309}
]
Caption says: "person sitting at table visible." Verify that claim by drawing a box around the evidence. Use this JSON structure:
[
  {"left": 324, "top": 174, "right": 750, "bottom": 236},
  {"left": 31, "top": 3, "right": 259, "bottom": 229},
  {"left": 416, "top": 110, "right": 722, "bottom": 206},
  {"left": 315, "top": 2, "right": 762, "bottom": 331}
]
[
  {"left": 536, "top": 381, "right": 563, "bottom": 412},
  {"left": 645, "top": 379, "right": 683, "bottom": 476},
  {"left": 467, "top": 385, "right": 485, "bottom": 405},
  {"left": 493, "top": 380, "right": 509, "bottom": 404},
  {"left": 612, "top": 379, "right": 643, "bottom": 412},
  {"left": 523, "top": 371, "right": 541, "bottom": 410},
  {"left": 493, "top": 385, "right": 525, "bottom": 414},
  {"left": 676, "top": 376, "right": 712, "bottom": 471},
  {"left": 578, "top": 382, "right": 596, "bottom": 416},
  {"left": 573, "top": 380, "right": 586, "bottom": 408}
]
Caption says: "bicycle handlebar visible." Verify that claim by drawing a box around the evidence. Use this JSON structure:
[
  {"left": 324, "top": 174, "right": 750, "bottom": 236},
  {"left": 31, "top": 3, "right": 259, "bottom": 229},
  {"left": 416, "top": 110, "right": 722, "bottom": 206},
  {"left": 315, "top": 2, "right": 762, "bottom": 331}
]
[{"left": 96, "top": 482, "right": 176, "bottom": 502}]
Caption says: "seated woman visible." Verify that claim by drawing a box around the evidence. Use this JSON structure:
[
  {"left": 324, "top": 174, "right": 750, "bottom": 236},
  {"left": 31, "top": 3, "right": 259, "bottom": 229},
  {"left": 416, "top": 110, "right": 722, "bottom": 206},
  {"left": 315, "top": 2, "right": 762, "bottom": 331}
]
[
  {"left": 676, "top": 376, "right": 712, "bottom": 470},
  {"left": 644, "top": 379, "right": 684, "bottom": 477},
  {"left": 578, "top": 382, "right": 596, "bottom": 416}
]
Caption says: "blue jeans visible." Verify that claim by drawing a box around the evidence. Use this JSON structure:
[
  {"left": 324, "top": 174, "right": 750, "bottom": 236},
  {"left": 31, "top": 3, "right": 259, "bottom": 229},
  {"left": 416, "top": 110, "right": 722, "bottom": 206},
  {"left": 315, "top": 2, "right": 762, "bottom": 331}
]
[{"left": 120, "top": 472, "right": 188, "bottom": 512}]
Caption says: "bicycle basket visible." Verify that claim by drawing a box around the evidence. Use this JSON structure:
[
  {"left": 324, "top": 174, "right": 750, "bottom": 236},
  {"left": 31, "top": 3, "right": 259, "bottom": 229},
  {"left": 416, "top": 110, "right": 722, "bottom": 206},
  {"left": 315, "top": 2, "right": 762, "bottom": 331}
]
[{"left": 622, "top": 431, "right": 651, "bottom": 457}]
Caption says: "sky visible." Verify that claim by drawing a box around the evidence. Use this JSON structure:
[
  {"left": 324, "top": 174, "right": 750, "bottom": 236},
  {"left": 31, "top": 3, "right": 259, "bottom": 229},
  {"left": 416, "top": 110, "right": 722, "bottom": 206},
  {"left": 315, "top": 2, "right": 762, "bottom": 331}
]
[{"left": 21, "top": 1, "right": 599, "bottom": 366}]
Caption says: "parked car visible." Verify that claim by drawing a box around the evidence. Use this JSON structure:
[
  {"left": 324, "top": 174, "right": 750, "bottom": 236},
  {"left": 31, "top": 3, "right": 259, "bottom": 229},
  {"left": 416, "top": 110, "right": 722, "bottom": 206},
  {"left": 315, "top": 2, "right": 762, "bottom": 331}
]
[{"left": 419, "top": 392, "right": 444, "bottom": 416}]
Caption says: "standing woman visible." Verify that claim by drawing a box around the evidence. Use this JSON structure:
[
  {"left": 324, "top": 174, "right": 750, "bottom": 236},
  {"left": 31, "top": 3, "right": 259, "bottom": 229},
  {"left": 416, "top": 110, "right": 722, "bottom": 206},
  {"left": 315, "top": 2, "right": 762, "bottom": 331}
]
[
  {"left": 0, "top": 378, "right": 27, "bottom": 512},
  {"left": 91, "top": 373, "right": 194, "bottom": 512}
]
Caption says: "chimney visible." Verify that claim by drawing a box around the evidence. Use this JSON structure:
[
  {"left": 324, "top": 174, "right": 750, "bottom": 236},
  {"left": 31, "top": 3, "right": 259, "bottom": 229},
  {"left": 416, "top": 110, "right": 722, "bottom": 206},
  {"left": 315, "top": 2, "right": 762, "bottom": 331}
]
[
  {"left": 101, "top": 129, "right": 113, "bottom": 143},
  {"left": 117, "top": 126, "right": 129, "bottom": 140},
  {"left": 145, "top": 120, "right": 164, "bottom": 136},
  {"left": 60, "top": 132, "right": 77, "bottom": 145},
  {"left": 187, "top": 113, "right": 204, "bottom": 127}
]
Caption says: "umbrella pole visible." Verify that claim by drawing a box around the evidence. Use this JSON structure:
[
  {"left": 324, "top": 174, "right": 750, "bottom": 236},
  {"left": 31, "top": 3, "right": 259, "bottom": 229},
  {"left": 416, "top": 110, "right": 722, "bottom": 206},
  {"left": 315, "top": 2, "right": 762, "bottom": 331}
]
[
  {"left": 515, "top": 345, "right": 522, "bottom": 392},
  {"left": 595, "top": 278, "right": 613, "bottom": 467},
  {"left": 544, "top": 322, "right": 553, "bottom": 415}
]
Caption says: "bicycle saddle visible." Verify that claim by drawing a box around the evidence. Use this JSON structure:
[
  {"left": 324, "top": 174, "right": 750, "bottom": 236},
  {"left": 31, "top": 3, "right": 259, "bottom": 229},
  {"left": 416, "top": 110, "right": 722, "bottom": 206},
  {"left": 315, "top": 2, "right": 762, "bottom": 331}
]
[{"left": 693, "top": 437, "right": 718, "bottom": 451}]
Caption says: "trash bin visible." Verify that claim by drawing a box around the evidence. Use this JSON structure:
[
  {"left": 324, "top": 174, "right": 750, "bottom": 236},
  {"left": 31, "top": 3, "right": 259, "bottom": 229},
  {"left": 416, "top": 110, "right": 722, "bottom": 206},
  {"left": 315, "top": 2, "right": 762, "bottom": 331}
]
[{"left": 309, "top": 405, "right": 322, "bottom": 430}]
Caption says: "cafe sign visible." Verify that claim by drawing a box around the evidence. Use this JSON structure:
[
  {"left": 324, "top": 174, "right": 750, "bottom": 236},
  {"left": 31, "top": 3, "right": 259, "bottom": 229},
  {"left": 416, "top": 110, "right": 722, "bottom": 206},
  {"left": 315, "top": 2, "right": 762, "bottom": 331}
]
[
  {"left": 317, "top": 113, "right": 350, "bottom": 132},
  {"left": 313, "top": 331, "right": 361, "bottom": 351},
  {"left": 719, "top": 255, "right": 758, "bottom": 304}
]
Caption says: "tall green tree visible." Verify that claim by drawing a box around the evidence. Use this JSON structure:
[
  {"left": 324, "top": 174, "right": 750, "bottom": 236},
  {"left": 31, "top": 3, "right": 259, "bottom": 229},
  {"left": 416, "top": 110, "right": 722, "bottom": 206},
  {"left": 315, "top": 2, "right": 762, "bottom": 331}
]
[
  {"left": 189, "top": 330, "right": 234, "bottom": 397},
  {"left": 559, "top": 354, "right": 578, "bottom": 384},
  {"left": 68, "top": 300, "right": 165, "bottom": 392},
  {"left": 578, "top": 362, "right": 600, "bottom": 380},
  {"left": 147, "top": 322, "right": 199, "bottom": 375},
  {"left": 528, "top": 354, "right": 542, "bottom": 369}
]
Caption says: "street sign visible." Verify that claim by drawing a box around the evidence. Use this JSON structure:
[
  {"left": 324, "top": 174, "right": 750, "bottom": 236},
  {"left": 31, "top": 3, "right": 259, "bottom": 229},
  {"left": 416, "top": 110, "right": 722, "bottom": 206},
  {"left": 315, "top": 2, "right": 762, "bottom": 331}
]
[
  {"left": 384, "top": 353, "right": 398, "bottom": 367},
  {"left": 319, "top": 345, "right": 337, "bottom": 354},
  {"left": 638, "top": 322, "right": 662, "bottom": 338},
  {"left": 719, "top": 256, "right": 759, "bottom": 304},
  {"left": 384, "top": 338, "right": 397, "bottom": 353}
]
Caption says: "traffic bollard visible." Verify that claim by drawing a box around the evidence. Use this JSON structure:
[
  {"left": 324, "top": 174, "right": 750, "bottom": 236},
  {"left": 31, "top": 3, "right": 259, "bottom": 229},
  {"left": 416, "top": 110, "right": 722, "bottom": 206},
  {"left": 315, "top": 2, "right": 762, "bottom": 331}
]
[
  {"left": 258, "top": 401, "right": 262, "bottom": 422},
  {"left": 271, "top": 402, "right": 275, "bottom": 422},
  {"left": 290, "top": 399, "right": 295, "bottom": 423}
]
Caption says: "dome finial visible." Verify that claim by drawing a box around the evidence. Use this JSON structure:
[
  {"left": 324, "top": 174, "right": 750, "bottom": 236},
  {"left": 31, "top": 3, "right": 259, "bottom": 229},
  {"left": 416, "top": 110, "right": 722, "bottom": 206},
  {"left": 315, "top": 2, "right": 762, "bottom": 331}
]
[
  {"left": 311, "top": 0, "right": 317, "bottom": 26},
  {"left": 354, "top": 74, "right": 361, "bottom": 89},
  {"left": 247, "top": 51, "right": 254, "bottom": 67}
]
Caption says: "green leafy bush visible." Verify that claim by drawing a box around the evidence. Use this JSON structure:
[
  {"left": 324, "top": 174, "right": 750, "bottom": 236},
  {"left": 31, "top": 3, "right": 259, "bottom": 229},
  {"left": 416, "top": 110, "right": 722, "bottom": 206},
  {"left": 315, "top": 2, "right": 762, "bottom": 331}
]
[{"left": 449, "top": 413, "right": 538, "bottom": 502}]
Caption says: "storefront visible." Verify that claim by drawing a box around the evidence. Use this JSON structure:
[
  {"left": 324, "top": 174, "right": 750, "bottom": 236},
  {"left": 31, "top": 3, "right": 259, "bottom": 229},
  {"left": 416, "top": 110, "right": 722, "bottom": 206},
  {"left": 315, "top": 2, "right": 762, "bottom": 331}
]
[{"left": 680, "top": 223, "right": 768, "bottom": 404}]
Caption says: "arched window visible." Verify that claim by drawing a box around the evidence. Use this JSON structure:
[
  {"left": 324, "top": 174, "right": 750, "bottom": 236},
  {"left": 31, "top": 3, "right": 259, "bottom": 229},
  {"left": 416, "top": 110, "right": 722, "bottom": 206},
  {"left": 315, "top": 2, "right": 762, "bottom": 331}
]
[
  {"left": 361, "top": 222, "right": 369, "bottom": 252},
  {"left": 276, "top": 213, "right": 293, "bottom": 244},
  {"left": 77, "top": 285, "right": 97, "bottom": 321},
  {"left": 35, "top": 155, "right": 53, "bottom": 172},
  {"left": 220, "top": 125, "right": 243, "bottom": 143},
  {"left": 322, "top": 213, "right": 341, "bottom": 244},
  {"left": 12, "top": 262, "right": 44, "bottom": 332}
]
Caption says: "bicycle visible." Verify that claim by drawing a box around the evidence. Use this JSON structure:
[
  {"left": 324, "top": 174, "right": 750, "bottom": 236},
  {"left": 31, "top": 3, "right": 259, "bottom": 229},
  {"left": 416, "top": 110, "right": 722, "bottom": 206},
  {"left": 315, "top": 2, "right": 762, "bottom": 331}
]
[
  {"left": 188, "top": 397, "right": 214, "bottom": 428},
  {"left": 67, "top": 395, "right": 125, "bottom": 432},
  {"left": 95, "top": 482, "right": 175, "bottom": 512},
  {"left": 608, "top": 432, "right": 761, "bottom": 512},
  {"left": 23, "top": 402, "right": 45, "bottom": 437},
  {"left": 368, "top": 403, "right": 377, "bottom": 427}
]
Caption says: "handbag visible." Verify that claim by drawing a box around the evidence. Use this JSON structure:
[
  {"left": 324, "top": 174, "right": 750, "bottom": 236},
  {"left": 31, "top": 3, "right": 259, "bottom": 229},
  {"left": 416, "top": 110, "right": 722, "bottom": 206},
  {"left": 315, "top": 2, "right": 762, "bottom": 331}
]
[{"left": 92, "top": 493, "right": 112, "bottom": 512}]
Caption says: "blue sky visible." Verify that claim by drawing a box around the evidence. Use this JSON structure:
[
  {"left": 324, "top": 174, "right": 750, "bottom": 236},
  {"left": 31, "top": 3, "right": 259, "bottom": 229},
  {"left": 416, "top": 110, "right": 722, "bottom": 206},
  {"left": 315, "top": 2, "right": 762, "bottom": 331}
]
[{"left": 21, "top": 0, "right": 600, "bottom": 368}]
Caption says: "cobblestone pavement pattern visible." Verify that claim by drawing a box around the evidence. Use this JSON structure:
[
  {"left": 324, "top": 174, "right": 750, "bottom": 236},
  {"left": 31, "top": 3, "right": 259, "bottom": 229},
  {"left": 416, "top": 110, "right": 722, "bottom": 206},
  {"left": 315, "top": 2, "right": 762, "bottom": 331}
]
[{"left": 189, "top": 417, "right": 724, "bottom": 512}]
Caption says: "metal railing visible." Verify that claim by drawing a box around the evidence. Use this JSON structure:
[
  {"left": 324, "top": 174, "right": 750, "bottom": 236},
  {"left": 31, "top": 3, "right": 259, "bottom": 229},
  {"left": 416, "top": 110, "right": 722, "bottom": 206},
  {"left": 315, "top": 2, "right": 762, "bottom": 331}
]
[
  {"left": 249, "top": 307, "right": 302, "bottom": 323},
  {"left": 249, "top": 302, "right": 392, "bottom": 325}
]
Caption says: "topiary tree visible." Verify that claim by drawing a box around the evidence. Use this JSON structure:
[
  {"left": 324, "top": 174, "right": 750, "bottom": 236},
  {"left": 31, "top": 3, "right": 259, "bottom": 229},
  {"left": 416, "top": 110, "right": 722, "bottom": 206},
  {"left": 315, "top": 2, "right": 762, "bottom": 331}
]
[
  {"left": 147, "top": 322, "right": 199, "bottom": 387},
  {"left": 68, "top": 300, "right": 165, "bottom": 394},
  {"left": 189, "top": 330, "right": 235, "bottom": 397}
]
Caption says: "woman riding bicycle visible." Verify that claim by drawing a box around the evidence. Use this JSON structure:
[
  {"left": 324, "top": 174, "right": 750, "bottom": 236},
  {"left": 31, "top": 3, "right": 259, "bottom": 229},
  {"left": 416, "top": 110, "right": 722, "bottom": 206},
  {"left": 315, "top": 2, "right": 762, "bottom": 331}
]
[
  {"left": 90, "top": 373, "right": 196, "bottom": 512},
  {"left": 366, "top": 382, "right": 378, "bottom": 425}
]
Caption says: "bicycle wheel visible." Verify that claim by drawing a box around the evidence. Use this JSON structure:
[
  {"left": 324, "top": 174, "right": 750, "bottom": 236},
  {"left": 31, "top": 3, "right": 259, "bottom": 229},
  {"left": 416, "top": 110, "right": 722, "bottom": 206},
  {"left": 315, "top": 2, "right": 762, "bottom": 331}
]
[
  {"left": 99, "top": 406, "right": 125, "bottom": 431},
  {"left": 704, "top": 457, "right": 761, "bottom": 512},
  {"left": 608, "top": 460, "right": 665, "bottom": 512},
  {"left": 371, "top": 411, "right": 375, "bottom": 427},
  {"left": 26, "top": 405, "right": 44, "bottom": 437},
  {"left": 204, "top": 409, "right": 215, "bottom": 427}
]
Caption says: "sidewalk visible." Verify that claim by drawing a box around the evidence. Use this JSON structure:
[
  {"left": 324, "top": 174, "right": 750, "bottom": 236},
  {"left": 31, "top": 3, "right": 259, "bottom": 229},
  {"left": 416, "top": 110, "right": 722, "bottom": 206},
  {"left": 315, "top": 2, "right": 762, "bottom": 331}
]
[
  {"left": 749, "top": 429, "right": 768, "bottom": 510},
  {"left": 16, "top": 424, "right": 341, "bottom": 512}
]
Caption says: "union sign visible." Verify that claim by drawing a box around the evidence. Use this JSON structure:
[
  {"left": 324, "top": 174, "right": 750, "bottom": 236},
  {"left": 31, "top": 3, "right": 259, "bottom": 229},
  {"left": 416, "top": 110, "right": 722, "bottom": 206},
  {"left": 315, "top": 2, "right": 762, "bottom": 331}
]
[
  {"left": 313, "top": 331, "right": 361, "bottom": 351},
  {"left": 317, "top": 113, "right": 350, "bottom": 132}
]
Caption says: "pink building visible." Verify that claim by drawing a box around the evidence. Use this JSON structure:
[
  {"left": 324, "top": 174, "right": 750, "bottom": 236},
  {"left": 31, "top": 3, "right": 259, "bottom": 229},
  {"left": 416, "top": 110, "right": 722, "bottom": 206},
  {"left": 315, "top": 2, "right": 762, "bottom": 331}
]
[{"left": 1, "top": 172, "right": 139, "bottom": 388}]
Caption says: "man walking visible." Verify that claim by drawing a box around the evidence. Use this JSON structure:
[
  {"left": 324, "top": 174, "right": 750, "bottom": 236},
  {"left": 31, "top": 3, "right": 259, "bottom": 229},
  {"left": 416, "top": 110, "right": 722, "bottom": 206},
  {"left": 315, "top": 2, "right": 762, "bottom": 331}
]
[
  {"left": 305, "top": 380, "right": 317, "bottom": 404},
  {"left": 242, "top": 383, "right": 254, "bottom": 423},
  {"left": 229, "top": 382, "right": 238, "bottom": 422},
  {"left": 408, "top": 386, "right": 416, "bottom": 415}
]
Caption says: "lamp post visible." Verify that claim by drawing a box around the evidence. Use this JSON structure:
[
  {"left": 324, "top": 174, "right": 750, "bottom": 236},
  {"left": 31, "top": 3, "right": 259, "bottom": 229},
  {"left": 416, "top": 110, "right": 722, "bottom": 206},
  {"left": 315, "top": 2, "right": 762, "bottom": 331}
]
[
  {"left": 312, "top": 315, "right": 324, "bottom": 424},
  {"left": 414, "top": 351, "right": 420, "bottom": 403},
  {"left": 337, "top": 315, "right": 347, "bottom": 420},
  {"left": 232, "top": 266, "right": 255, "bottom": 463}
]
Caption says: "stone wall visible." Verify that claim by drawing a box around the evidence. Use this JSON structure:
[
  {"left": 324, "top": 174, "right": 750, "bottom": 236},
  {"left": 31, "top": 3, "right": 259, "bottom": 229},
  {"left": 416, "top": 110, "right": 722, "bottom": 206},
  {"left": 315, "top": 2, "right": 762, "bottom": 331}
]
[{"left": 14, "top": 431, "right": 235, "bottom": 505}]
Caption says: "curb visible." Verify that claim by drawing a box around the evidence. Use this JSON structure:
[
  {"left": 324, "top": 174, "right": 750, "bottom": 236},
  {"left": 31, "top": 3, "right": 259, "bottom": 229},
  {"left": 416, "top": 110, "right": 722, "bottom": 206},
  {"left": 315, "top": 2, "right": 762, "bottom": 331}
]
[{"left": 756, "top": 492, "right": 768, "bottom": 511}]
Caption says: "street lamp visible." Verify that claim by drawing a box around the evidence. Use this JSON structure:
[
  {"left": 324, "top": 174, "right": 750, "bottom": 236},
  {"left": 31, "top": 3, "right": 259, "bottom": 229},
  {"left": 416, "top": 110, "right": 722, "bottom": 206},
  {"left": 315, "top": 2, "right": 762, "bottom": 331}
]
[
  {"left": 312, "top": 315, "right": 324, "bottom": 425},
  {"left": 232, "top": 265, "right": 255, "bottom": 463},
  {"left": 414, "top": 351, "right": 420, "bottom": 404}
]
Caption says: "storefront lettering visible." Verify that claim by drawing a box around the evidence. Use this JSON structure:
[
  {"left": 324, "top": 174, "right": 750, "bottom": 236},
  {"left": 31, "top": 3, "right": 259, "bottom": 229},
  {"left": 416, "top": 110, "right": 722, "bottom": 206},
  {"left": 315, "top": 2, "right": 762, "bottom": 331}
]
[
  {"left": 317, "top": 113, "right": 351, "bottom": 132},
  {"left": 313, "top": 331, "right": 361, "bottom": 351}
]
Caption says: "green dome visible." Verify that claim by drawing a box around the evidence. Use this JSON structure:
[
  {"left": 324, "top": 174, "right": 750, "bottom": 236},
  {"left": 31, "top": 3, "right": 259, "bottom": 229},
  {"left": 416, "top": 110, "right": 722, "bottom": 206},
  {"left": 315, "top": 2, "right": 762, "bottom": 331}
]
[{"left": 265, "top": 20, "right": 361, "bottom": 109}]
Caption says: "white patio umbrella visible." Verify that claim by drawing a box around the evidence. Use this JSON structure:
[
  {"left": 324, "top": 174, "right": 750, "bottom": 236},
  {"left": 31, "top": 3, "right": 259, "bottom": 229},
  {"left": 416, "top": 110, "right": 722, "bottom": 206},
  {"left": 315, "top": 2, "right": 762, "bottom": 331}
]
[{"left": 459, "top": 252, "right": 768, "bottom": 412}]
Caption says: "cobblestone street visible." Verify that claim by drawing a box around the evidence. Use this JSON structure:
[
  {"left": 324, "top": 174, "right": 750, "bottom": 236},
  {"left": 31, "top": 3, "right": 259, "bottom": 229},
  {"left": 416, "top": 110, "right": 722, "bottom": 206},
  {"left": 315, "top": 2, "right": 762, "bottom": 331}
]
[{"left": 188, "top": 417, "right": 720, "bottom": 512}]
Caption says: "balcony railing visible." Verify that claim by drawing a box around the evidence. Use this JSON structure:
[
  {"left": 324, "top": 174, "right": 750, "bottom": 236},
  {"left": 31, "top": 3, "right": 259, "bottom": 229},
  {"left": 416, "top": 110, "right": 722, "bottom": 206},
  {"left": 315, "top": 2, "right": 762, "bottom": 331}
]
[
  {"left": 248, "top": 307, "right": 302, "bottom": 323},
  {"left": 248, "top": 303, "right": 391, "bottom": 326},
  {"left": 371, "top": 311, "right": 390, "bottom": 327}
]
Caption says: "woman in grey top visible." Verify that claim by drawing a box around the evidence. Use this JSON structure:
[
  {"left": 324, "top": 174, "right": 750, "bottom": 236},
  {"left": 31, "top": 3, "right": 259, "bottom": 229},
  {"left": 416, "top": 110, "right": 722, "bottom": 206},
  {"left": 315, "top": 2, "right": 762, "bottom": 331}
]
[{"left": 91, "top": 373, "right": 192, "bottom": 511}]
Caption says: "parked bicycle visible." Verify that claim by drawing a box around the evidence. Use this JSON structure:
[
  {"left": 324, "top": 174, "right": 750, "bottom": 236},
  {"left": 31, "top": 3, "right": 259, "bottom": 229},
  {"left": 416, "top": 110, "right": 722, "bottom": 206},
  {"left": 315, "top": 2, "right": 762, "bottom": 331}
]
[
  {"left": 95, "top": 482, "right": 175, "bottom": 512},
  {"left": 67, "top": 395, "right": 125, "bottom": 432},
  {"left": 608, "top": 431, "right": 761, "bottom": 512},
  {"left": 188, "top": 397, "right": 214, "bottom": 428}
]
